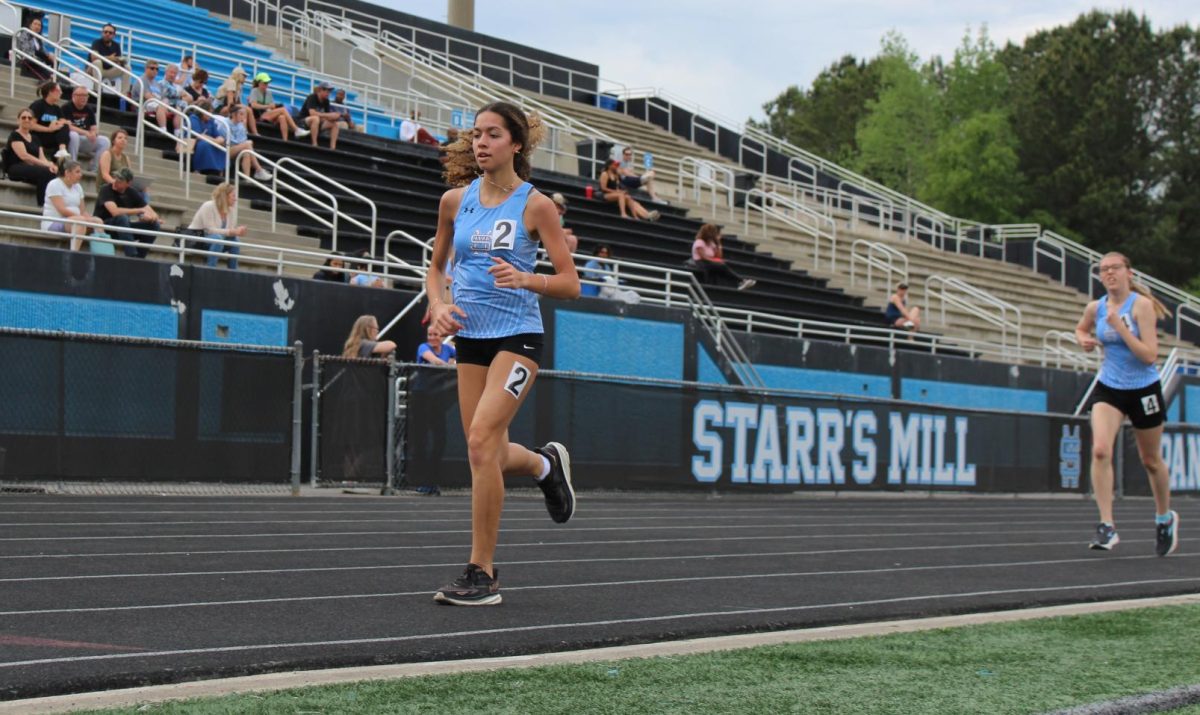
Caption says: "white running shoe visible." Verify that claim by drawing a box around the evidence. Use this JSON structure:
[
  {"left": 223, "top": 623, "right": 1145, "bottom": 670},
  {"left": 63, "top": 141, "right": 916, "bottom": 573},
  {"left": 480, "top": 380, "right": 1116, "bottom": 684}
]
[
  {"left": 295, "top": 128, "right": 311, "bottom": 138},
  {"left": 254, "top": 169, "right": 273, "bottom": 181}
]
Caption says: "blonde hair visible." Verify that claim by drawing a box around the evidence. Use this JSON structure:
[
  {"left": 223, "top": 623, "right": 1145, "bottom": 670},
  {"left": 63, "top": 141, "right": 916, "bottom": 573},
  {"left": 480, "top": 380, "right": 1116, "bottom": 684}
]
[
  {"left": 212, "top": 182, "right": 235, "bottom": 215},
  {"left": 442, "top": 101, "right": 545, "bottom": 187},
  {"left": 1103, "top": 252, "right": 1169, "bottom": 320},
  {"left": 342, "top": 314, "right": 378, "bottom": 358},
  {"left": 219, "top": 67, "right": 246, "bottom": 95}
]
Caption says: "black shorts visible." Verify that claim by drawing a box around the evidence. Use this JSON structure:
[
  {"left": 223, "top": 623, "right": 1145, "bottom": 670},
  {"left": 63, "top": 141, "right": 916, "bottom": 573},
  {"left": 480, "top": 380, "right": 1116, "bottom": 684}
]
[
  {"left": 454, "top": 333, "right": 543, "bottom": 367},
  {"left": 1091, "top": 380, "right": 1165, "bottom": 429}
]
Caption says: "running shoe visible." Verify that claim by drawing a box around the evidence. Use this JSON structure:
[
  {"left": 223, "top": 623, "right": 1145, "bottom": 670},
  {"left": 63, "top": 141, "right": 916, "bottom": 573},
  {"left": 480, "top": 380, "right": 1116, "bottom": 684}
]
[
  {"left": 1089, "top": 523, "right": 1119, "bottom": 550},
  {"left": 1156, "top": 511, "right": 1180, "bottom": 557},
  {"left": 535, "top": 441, "right": 575, "bottom": 524},
  {"left": 433, "top": 563, "right": 501, "bottom": 606}
]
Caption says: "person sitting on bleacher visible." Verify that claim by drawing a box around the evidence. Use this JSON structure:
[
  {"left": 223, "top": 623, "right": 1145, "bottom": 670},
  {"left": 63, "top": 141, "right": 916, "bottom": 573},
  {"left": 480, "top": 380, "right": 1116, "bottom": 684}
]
[
  {"left": 300, "top": 82, "right": 340, "bottom": 150},
  {"left": 42, "top": 161, "right": 104, "bottom": 251},
  {"left": 187, "top": 98, "right": 230, "bottom": 175},
  {"left": 189, "top": 181, "right": 246, "bottom": 270},
  {"left": 399, "top": 111, "right": 439, "bottom": 146},
  {"left": 93, "top": 167, "right": 161, "bottom": 259},
  {"left": 550, "top": 193, "right": 579, "bottom": 253},
  {"left": 617, "top": 145, "right": 662, "bottom": 203},
  {"left": 599, "top": 159, "right": 660, "bottom": 221},
  {"left": 249, "top": 73, "right": 308, "bottom": 142},
  {"left": 88, "top": 24, "right": 126, "bottom": 87},
  {"left": 97, "top": 128, "right": 131, "bottom": 189},
  {"left": 15, "top": 16, "right": 56, "bottom": 82},
  {"left": 228, "top": 106, "right": 273, "bottom": 181},
  {"left": 187, "top": 68, "right": 211, "bottom": 103},
  {"left": 580, "top": 244, "right": 640, "bottom": 304},
  {"left": 65, "top": 86, "right": 110, "bottom": 172},
  {"left": 29, "top": 81, "right": 73, "bottom": 163},
  {"left": 690, "top": 223, "right": 756, "bottom": 291},
  {"left": 132, "top": 60, "right": 185, "bottom": 139},
  {"left": 161, "top": 65, "right": 194, "bottom": 124},
  {"left": 214, "top": 67, "right": 259, "bottom": 135},
  {"left": 177, "top": 55, "right": 196, "bottom": 89},
  {"left": 885, "top": 282, "right": 922, "bottom": 332},
  {"left": 313, "top": 253, "right": 348, "bottom": 283},
  {"left": 331, "top": 89, "right": 358, "bottom": 132},
  {"left": 3, "top": 108, "right": 58, "bottom": 205}
]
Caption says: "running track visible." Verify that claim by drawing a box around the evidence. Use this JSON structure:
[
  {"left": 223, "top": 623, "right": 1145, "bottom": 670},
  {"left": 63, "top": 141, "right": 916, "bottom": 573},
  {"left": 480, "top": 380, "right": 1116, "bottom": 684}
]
[{"left": 0, "top": 494, "right": 1196, "bottom": 700}]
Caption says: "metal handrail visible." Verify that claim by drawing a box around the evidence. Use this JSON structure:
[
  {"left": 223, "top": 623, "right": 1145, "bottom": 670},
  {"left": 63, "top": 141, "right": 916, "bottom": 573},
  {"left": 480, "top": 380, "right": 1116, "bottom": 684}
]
[
  {"left": 850, "top": 240, "right": 908, "bottom": 294},
  {"left": 925, "top": 274, "right": 1024, "bottom": 357},
  {"left": 677, "top": 157, "right": 734, "bottom": 217},
  {"left": 1042, "top": 330, "right": 1096, "bottom": 370},
  {"left": 742, "top": 188, "right": 837, "bottom": 272},
  {"left": 233, "top": 149, "right": 341, "bottom": 246},
  {"left": 181, "top": 102, "right": 232, "bottom": 189},
  {"left": 274, "top": 157, "right": 377, "bottom": 252}
]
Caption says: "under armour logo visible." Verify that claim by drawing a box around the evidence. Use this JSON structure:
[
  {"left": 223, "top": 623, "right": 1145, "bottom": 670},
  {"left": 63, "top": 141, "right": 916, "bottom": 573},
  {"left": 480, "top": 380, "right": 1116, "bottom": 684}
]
[{"left": 462, "top": 207, "right": 475, "bottom": 214}]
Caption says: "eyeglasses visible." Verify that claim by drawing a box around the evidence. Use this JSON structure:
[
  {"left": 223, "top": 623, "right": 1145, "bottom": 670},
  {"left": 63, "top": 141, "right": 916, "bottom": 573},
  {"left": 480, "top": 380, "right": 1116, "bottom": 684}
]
[
  {"left": 1098, "top": 265, "right": 1124, "bottom": 274},
  {"left": 102, "top": 30, "right": 115, "bottom": 35},
  {"left": 18, "top": 115, "right": 32, "bottom": 120}
]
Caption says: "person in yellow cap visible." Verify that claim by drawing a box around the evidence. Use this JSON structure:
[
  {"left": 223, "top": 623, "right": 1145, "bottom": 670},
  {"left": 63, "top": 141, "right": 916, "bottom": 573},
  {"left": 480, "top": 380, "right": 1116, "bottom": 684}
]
[{"left": 248, "top": 72, "right": 308, "bottom": 141}]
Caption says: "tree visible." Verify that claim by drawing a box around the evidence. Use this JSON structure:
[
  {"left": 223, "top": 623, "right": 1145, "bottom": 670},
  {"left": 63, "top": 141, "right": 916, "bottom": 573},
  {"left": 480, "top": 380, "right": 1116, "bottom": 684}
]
[
  {"left": 753, "top": 55, "right": 881, "bottom": 163},
  {"left": 852, "top": 33, "right": 942, "bottom": 197},
  {"left": 921, "top": 110, "right": 1025, "bottom": 224}
]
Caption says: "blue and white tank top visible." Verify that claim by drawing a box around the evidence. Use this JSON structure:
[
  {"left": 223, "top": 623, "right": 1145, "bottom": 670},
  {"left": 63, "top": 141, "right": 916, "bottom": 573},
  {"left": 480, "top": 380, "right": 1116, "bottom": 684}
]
[
  {"left": 1096, "top": 293, "right": 1158, "bottom": 389},
  {"left": 450, "top": 179, "right": 543, "bottom": 338}
]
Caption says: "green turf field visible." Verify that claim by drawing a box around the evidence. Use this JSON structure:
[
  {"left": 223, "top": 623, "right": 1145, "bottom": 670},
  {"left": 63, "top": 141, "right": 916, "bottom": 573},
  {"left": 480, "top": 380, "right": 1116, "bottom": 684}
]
[{"left": 84, "top": 604, "right": 1200, "bottom": 715}]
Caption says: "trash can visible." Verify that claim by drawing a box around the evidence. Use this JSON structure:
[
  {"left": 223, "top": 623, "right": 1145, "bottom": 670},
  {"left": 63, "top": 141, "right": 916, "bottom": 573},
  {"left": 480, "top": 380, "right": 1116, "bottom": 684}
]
[
  {"left": 732, "top": 172, "right": 759, "bottom": 208},
  {"left": 575, "top": 139, "right": 615, "bottom": 179}
]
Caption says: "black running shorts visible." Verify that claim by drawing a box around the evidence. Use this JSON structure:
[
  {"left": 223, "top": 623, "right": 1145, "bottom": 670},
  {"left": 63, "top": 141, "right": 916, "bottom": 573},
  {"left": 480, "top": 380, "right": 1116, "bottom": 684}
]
[
  {"left": 454, "top": 333, "right": 544, "bottom": 367},
  {"left": 1090, "top": 380, "right": 1165, "bottom": 430}
]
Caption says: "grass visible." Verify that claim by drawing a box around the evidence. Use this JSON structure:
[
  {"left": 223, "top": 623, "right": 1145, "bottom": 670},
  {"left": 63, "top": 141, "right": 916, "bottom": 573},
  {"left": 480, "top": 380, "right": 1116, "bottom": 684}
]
[{"left": 82, "top": 604, "right": 1200, "bottom": 715}]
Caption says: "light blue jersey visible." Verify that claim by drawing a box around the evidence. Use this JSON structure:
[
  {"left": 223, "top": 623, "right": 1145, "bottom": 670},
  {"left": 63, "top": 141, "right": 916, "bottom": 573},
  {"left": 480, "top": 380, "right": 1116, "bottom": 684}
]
[
  {"left": 450, "top": 179, "right": 543, "bottom": 338},
  {"left": 1097, "top": 293, "right": 1158, "bottom": 389}
]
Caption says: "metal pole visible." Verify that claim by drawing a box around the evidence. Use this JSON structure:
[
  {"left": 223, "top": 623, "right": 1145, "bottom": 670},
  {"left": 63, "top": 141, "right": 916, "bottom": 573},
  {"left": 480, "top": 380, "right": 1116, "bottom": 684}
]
[
  {"left": 309, "top": 351, "right": 321, "bottom": 488},
  {"left": 384, "top": 357, "right": 398, "bottom": 495},
  {"left": 290, "top": 340, "right": 304, "bottom": 496}
]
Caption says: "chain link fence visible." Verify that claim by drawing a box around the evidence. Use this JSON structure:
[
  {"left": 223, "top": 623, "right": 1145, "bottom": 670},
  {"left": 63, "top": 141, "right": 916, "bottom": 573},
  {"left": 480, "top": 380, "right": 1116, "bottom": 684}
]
[{"left": 0, "top": 328, "right": 302, "bottom": 494}]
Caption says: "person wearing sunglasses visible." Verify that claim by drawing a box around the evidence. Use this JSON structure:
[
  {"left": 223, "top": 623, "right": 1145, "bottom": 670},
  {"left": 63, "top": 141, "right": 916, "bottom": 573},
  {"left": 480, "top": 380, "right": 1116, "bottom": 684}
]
[
  {"left": 2, "top": 110, "right": 58, "bottom": 205},
  {"left": 88, "top": 23, "right": 127, "bottom": 86}
]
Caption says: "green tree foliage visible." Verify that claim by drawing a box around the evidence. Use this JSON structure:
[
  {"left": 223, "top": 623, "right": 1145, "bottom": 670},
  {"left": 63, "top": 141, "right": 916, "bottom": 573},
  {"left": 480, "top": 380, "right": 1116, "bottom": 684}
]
[
  {"left": 853, "top": 33, "right": 942, "bottom": 197},
  {"left": 752, "top": 54, "right": 881, "bottom": 163}
]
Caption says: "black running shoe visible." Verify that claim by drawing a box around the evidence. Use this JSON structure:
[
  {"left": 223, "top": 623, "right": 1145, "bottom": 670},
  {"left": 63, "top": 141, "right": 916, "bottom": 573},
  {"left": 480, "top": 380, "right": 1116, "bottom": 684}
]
[
  {"left": 1089, "top": 523, "right": 1119, "bottom": 551},
  {"left": 535, "top": 441, "right": 575, "bottom": 524},
  {"left": 1156, "top": 511, "right": 1180, "bottom": 557},
  {"left": 433, "top": 564, "right": 501, "bottom": 606}
]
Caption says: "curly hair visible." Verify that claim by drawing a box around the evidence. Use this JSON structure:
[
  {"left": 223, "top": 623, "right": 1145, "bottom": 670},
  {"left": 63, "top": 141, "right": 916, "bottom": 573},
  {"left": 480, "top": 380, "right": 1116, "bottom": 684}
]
[
  {"left": 442, "top": 101, "right": 545, "bottom": 187},
  {"left": 695, "top": 223, "right": 721, "bottom": 246}
]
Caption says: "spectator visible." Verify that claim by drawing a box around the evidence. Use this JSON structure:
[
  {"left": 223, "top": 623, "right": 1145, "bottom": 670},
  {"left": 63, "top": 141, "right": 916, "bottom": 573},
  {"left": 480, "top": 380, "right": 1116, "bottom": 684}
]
[
  {"left": 177, "top": 55, "right": 195, "bottom": 88},
  {"left": 313, "top": 253, "right": 348, "bottom": 282},
  {"left": 3, "top": 109, "right": 58, "bottom": 205},
  {"left": 187, "top": 68, "right": 211, "bottom": 103},
  {"left": 416, "top": 326, "right": 456, "bottom": 365},
  {"left": 161, "top": 64, "right": 194, "bottom": 124},
  {"left": 88, "top": 23, "right": 126, "bottom": 85},
  {"left": 349, "top": 249, "right": 386, "bottom": 287},
  {"left": 342, "top": 315, "right": 396, "bottom": 358},
  {"left": 249, "top": 73, "right": 307, "bottom": 141},
  {"left": 133, "top": 59, "right": 184, "bottom": 136},
  {"left": 549, "top": 193, "right": 579, "bottom": 253},
  {"left": 617, "top": 145, "right": 662, "bottom": 202},
  {"left": 885, "top": 282, "right": 922, "bottom": 331},
  {"left": 42, "top": 161, "right": 103, "bottom": 251},
  {"left": 188, "top": 181, "right": 246, "bottom": 269},
  {"left": 93, "top": 167, "right": 161, "bottom": 258},
  {"left": 331, "top": 89, "right": 357, "bottom": 132},
  {"left": 15, "top": 16, "right": 56, "bottom": 82},
  {"left": 187, "top": 99, "right": 229, "bottom": 175},
  {"left": 691, "top": 223, "right": 756, "bottom": 291},
  {"left": 97, "top": 128, "right": 132, "bottom": 189},
  {"left": 28, "top": 81, "right": 73, "bottom": 162},
  {"left": 228, "top": 106, "right": 273, "bottom": 181},
  {"left": 399, "top": 110, "right": 439, "bottom": 145},
  {"left": 581, "top": 244, "right": 641, "bottom": 304},
  {"left": 300, "top": 81, "right": 340, "bottom": 150},
  {"left": 65, "top": 85, "right": 111, "bottom": 171},
  {"left": 214, "top": 68, "right": 257, "bottom": 134},
  {"left": 599, "top": 159, "right": 659, "bottom": 221},
  {"left": 438, "top": 127, "right": 459, "bottom": 166}
]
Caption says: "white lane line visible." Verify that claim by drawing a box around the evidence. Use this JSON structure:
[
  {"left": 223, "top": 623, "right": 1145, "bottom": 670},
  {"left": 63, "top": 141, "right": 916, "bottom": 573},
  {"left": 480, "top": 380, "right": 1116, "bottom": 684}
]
[
  {"left": 1, "top": 538, "right": 1191, "bottom": 587},
  {"left": 3, "top": 576, "right": 1198, "bottom": 669},
  {"left": 0, "top": 526, "right": 1090, "bottom": 560},
  {"left": 0, "top": 504, "right": 1103, "bottom": 516},
  {"left": 0, "top": 518, "right": 1090, "bottom": 542}
]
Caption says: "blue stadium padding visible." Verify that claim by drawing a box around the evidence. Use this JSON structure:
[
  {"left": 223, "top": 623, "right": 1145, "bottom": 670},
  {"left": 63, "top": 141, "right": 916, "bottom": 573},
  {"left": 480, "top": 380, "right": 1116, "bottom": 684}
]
[
  {"left": 901, "top": 378, "right": 1047, "bottom": 412},
  {"left": 200, "top": 309, "right": 288, "bottom": 347},
  {"left": 1168, "top": 393, "right": 1181, "bottom": 423},
  {"left": 0, "top": 289, "right": 177, "bottom": 339},
  {"left": 1186, "top": 385, "right": 1200, "bottom": 424},
  {"left": 367, "top": 119, "right": 400, "bottom": 141},
  {"left": 554, "top": 310, "right": 683, "bottom": 381},
  {"left": 64, "top": 342, "right": 177, "bottom": 438},
  {"left": 754, "top": 364, "right": 891, "bottom": 398},
  {"left": 697, "top": 343, "right": 727, "bottom": 385}
]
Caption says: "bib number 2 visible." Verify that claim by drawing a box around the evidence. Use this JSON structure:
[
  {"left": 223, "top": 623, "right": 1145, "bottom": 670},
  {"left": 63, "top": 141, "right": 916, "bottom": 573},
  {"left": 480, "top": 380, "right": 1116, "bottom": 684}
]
[
  {"left": 492, "top": 220, "right": 516, "bottom": 251},
  {"left": 504, "top": 362, "right": 531, "bottom": 399}
]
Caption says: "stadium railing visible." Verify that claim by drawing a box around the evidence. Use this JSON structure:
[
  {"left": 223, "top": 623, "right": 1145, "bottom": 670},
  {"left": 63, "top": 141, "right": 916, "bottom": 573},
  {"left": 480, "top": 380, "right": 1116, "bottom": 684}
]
[
  {"left": 925, "top": 274, "right": 1023, "bottom": 358},
  {"left": 850, "top": 239, "right": 909, "bottom": 296}
]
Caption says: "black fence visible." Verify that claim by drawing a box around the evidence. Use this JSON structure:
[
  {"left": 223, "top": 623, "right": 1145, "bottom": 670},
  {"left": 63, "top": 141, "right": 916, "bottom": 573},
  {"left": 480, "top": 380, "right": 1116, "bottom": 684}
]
[
  {"left": 403, "top": 367, "right": 1095, "bottom": 495},
  {"left": 312, "top": 355, "right": 391, "bottom": 485},
  {"left": 0, "top": 329, "right": 299, "bottom": 483}
]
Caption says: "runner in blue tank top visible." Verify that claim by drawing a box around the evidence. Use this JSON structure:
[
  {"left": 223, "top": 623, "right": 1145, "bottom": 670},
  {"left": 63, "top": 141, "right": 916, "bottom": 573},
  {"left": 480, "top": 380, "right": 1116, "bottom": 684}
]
[
  {"left": 426, "top": 101, "right": 581, "bottom": 605},
  {"left": 1075, "top": 251, "right": 1178, "bottom": 556}
]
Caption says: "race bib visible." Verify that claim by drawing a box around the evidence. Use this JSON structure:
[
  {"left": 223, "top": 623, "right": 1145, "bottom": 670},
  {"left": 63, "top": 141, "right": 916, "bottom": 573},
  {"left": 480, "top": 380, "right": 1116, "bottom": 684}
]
[{"left": 468, "top": 220, "right": 518, "bottom": 253}]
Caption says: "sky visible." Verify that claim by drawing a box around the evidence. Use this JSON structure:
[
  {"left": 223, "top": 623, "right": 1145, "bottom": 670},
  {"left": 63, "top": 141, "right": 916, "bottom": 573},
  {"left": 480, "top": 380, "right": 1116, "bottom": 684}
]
[{"left": 373, "top": 1, "right": 1198, "bottom": 128}]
